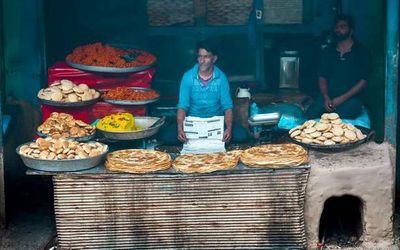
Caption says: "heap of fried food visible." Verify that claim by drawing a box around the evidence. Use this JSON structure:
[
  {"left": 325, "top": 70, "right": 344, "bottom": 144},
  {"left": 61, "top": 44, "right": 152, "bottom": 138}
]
[
  {"left": 38, "top": 112, "right": 95, "bottom": 139},
  {"left": 173, "top": 150, "right": 243, "bottom": 174},
  {"left": 106, "top": 149, "right": 172, "bottom": 174},
  {"left": 37, "top": 79, "right": 100, "bottom": 102},
  {"left": 240, "top": 143, "right": 309, "bottom": 168},
  {"left": 19, "top": 138, "right": 107, "bottom": 160},
  {"left": 289, "top": 113, "right": 367, "bottom": 145},
  {"left": 66, "top": 42, "right": 156, "bottom": 68},
  {"left": 102, "top": 87, "right": 159, "bottom": 101},
  {"left": 96, "top": 112, "right": 141, "bottom": 132}
]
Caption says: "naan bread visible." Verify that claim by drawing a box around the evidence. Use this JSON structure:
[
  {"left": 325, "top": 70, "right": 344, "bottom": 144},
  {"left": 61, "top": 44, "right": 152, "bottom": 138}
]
[
  {"left": 106, "top": 149, "right": 172, "bottom": 174},
  {"left": 289, "top": 113, "right": 366, "bottom": 146},
  {"left": 240, "top": 143, "right": 309, "bottom": 168},
  {"left": 173, "top": 150, "right": 242, "bottom": 174}
]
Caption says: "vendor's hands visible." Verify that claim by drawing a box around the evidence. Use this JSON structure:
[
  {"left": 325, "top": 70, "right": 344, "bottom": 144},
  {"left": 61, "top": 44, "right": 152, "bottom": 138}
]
[
  {"left": 223, "top": 127, "right": 232, "bottom": 142},
  {"left": 177, "top": 127, "right": 187, "bottom": 142},
  {"left": 331, "top": 96, "right": 345, "bottom": 109},
  {"left": 323, "top": 96, "right": 335, "bottom": 112}
]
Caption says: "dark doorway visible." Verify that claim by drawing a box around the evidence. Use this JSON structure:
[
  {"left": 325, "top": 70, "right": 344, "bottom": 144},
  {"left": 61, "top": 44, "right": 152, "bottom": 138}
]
[{"left": 318, "top": 195, "right": 363, "bottom": 247}]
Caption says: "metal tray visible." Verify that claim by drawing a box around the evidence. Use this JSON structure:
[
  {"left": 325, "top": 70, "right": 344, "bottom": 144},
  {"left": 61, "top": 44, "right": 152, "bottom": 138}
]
[
  {"left": 97, "top": 116, "right": 165, "bottom": 140},
  {"left": 66, "top": 59, "right": 156, "bottom": 74},
  {"left": 103, "top": 87, "right": 160, "bottom": 105},
  {"left": 39, "top": 96, "right": 100, "bottom": 107},
  {"left": 16, "top": 142, "right": 109, "bottom": 172},
  {"left": 36, "top": 131, "right": 96, "bottom": 142},
  {"left": 248, "top": 112, "right": 281, "bottom": 126},
  {"left": 288, "top": 126, "right": 375, "bottom": 152}
]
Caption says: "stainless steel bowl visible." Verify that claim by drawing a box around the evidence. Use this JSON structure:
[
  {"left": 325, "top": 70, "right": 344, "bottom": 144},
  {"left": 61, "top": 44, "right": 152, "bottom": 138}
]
[
  {"left": 248, "top": 112, "right": 281, "bottom": 126},
  {"left": 16, "top": 142, "right": 108, "bottom": 172},
  {"left": 97, "top": 116, "right": 165, "bottom": 140},
  {"left": 38, "top": 95, "right": 100, "bottom": 107},
  {"left": 36, "top": 131, "right": 96, "bottom": 142},
  {"left": 103, "top": 87, "right": 159, "bottom": 105}
]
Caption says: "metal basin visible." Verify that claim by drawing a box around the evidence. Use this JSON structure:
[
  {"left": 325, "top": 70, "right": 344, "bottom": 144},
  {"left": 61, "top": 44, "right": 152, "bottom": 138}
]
[
  {"left": 16, "top": 142, "right": 109, "bottom": 172},
  {"left": 97, "top": 116, "right": 165, "bottom": 140}
]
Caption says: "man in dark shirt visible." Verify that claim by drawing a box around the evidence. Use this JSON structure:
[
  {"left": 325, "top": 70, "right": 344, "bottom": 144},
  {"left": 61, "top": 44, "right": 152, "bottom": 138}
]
[{"left": 305, "top": 14, "right": 369, "bottom": 119}]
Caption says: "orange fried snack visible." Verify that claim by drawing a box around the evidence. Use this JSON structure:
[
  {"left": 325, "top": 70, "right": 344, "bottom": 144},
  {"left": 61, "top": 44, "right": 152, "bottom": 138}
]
[
  {"left": 66, "top": 42, "right": 156, "bottom": 68},
  {"left": 103, "top": 87, "right": 159, "bottom": 101}
]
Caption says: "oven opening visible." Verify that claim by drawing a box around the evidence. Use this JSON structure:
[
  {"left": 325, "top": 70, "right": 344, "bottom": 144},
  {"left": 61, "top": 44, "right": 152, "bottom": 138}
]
[{"left": 318, "top": 195, "right": 363, "bottom": 247}]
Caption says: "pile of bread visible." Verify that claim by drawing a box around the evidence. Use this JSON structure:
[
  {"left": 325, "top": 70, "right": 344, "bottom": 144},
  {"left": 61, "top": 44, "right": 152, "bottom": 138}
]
[
  {"left": 105, "top": 143, "right": 309, "bottom": 174},
  {"left": 19, "top": 137, "right": 107, "bottom": 160},
  {"left": 37, "top": 79, "right": 100, "bottom": 103},
  {"left": 289, "top": 113, "right": 366, "bottom": 145},
  {"left": 38, "top": 112, "right": 95, "bottom": 139}
]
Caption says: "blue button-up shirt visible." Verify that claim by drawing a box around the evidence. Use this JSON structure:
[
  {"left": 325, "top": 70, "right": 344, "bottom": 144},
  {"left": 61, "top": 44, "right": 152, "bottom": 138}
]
[{"left": 177, "top": 64, "right": 233, "bottom": 118}]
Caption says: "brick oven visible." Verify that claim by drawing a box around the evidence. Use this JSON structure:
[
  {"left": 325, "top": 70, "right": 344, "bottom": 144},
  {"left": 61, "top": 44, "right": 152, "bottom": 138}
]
[{"left": 305, "top": 142, "right": 395, "bottom": 249}]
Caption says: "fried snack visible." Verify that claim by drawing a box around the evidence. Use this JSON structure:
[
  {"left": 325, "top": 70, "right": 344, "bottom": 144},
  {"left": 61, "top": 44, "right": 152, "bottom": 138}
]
[
  {"left": 19, "top": 138, "right": 107, "bottom": 160},
  {"left": 66, "top": 42, "right": 156, "bottom": 68},
  {"left": 172, "top": 150, "right": 242, "bottom": 174},
  {"left": 103, "top": 87, "right": 159, "bottom": 101},
  {"left": 96, "top": 112, "right": 142, "bottom": 132},
  {"left": 38, "top": 112, "right": 95, "bottom": 139},
  {"left": 289, "top": 113, "right": 367, "bottom": 145},
  {"left": 106, "top": 149, "right": 172, "bottom": 174},
  {"left": 240, "top": 143, "right": 309, "bottom": 168},
  {"left": 37, "top": 79, "right": 100, "bottom": 102}
]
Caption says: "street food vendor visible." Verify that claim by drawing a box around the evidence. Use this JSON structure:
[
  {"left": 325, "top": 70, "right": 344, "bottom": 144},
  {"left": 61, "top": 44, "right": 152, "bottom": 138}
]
[
  {"left": 305, "top": 14, "right": 370, "bottom": 119},
  {"left": 159, "top": 40, "right": 248, "bottom": 144},
  {"left": 177, "top": 40, "right": 234, "bottom": 143}
]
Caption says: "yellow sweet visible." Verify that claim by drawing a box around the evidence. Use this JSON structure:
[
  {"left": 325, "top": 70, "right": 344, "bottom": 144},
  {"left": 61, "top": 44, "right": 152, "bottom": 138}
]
[{"left": 96, "top": 112, "right": 142, "bottom": 132}]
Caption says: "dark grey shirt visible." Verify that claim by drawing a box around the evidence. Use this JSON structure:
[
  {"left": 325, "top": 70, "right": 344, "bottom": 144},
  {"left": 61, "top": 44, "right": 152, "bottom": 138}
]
[{"left": 319, "top": 41, "right": 370, "bottom": 97}]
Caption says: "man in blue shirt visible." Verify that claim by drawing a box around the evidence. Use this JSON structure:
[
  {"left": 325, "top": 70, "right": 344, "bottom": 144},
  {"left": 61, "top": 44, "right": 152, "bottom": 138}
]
[{"left": 177, "top": 40, "right": 234, "bottom": 142}]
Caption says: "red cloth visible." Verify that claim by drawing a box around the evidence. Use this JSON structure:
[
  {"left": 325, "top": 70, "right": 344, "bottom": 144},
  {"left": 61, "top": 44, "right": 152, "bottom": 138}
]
[
  {"left": 41, "top": 102, "right": 147, "bottom": 124},
  {"left": 48, "top": 61, "right": 155, "bottom": 90},
  {"left": 42, "top": 61, "right": 155, "bottom": 123}
]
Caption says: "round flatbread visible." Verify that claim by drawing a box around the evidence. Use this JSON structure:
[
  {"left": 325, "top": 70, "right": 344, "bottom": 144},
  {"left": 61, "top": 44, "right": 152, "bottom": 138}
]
[
  {"left": 240, "top": 143, "right": 309, "bottom": 168},
  {"left": 106, "top": 149, "right": 172, "bottom": 174},
  {"left": 173, "top": 150, "right": 242, "bottom": 174},
  {"left": 315, "top": 123, "right": 329, "bottom": 131},
  {"left": 327, "top": 113, "right": 339, "bottom": 120}
]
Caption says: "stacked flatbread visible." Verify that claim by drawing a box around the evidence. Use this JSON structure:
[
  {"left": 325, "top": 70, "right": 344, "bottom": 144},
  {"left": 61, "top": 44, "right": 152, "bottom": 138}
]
[
  {"left": 106, "top": 149, "right": 172, "bottom": 174},
  {"left": 240, "top": 143, "right": 309, "bottom": 168},
  {"left": 173, "top": 150, "right": 242, "bottom": 174},
  {"left": 289, "top": 113, "right": 366, "bottom": 145}
]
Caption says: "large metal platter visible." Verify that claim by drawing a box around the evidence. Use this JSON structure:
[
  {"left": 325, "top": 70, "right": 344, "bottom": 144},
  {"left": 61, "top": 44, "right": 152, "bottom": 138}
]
[
  {"left": 36, "top": 131, "right": 96, "bottom": 142},
  {"left": 102, "top": 87, "right": 159, "bottom": 105},
  {"left": 288, "top": 126, "right": 374, "bottom": 152},
  {"left": 39, "top": 95, "right": 100, "bottom": 107},
  {"left": 65, "top": 59, "right": 156, "bottom": 74},
  {"left": 16, "top": 142, "right": 109, "bottom": 172},
  {"left": 97, "top": 116, "right": 164, "bottom": 141}
]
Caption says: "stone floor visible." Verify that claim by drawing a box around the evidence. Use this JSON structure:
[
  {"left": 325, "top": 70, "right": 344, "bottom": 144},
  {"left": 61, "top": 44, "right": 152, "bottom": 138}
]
[{"left": 0, "top": 176, "right": 55, "bottom": 250}]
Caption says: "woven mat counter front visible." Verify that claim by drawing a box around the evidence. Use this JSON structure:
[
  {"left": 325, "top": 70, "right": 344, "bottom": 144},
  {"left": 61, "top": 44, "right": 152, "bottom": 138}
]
[{"left": 52, "top": 166, "right": 309, "bottom": 249}]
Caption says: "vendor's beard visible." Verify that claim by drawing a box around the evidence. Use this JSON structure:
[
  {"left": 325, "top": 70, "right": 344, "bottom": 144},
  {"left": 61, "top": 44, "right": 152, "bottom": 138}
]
[{"left": 333, "top": 31, "right": 351, "bottom": 42}]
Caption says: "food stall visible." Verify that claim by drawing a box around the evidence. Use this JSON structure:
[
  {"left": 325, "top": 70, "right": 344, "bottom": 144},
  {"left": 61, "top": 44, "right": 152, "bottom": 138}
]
[
  {"left": 17, "top": 53, "right": 386, "bottom": 247},
  {"left": 0, "top": 0, "right": 398, "bottom": 249}
]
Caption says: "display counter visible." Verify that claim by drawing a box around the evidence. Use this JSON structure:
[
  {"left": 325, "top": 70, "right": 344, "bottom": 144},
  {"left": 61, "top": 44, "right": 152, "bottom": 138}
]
[{"left": 28, "top": 163, "right": 310, "bottom": 249}]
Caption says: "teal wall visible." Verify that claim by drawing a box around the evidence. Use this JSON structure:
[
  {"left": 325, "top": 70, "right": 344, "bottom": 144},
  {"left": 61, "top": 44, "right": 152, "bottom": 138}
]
[
  {"left": 342, "top": 0, "right": 386, "bottom": 141},
  {"left": 2, "top": 0, "right": 46, "bottom": 105}
]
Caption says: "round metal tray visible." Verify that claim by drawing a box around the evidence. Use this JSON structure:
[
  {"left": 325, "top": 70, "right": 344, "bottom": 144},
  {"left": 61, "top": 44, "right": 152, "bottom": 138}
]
[
  {"left": 66, "top": 59, "right": 156, "bottom": 74},
  {"left": 36, "top": 131, "right": 96, "bottom": 142},
  {"left": 16, "top": 142, "right": 109, "bottom": 172},
  {"left": 38, "top": 96, "right": 100, "bottom": 107},
  {"left": 97, "top": 116, "right": 164, "bottom": 141},
  {"left": 288, "top": 126, "right": 375, "bottom": 152},
  {"left": 102, "top": 87, "right": 160, "bottom": 105}
]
